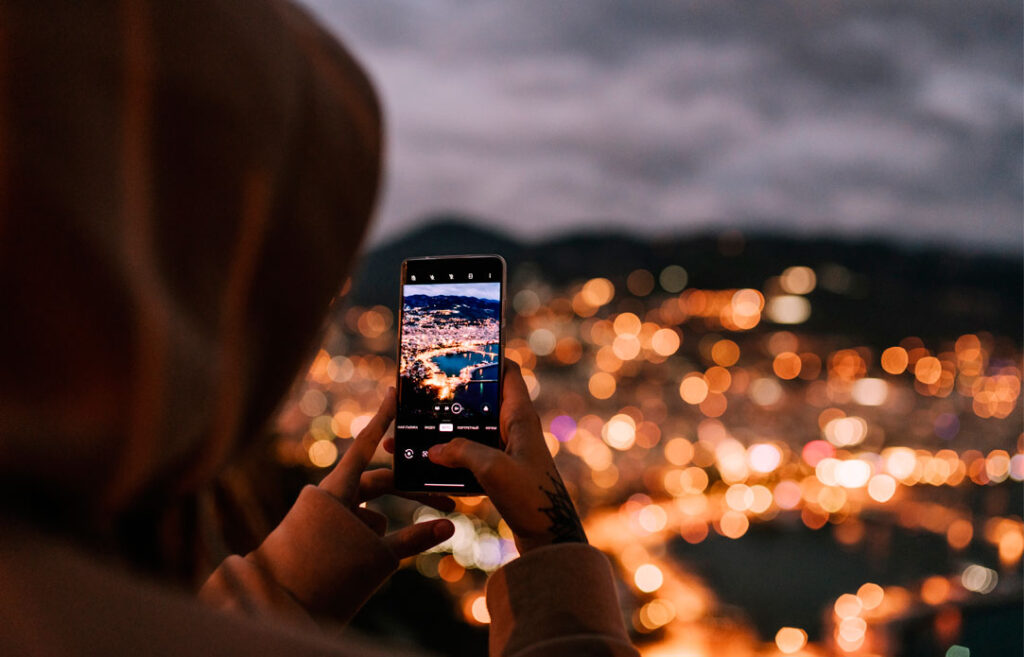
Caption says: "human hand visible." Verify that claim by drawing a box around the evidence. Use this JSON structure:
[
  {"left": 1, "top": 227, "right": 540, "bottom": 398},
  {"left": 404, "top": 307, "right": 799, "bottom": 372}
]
[
  {"left": 318, "top": 388, "right": 455, "bottom": 559},
  {"left": 425, "top": 361, "right": 587, "bottom": 554}
]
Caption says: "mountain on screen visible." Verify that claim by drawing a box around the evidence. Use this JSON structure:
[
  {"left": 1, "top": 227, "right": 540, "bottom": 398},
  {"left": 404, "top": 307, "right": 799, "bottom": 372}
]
[{"left": 404, "top": 295, "right": 500, "bottom": 322}]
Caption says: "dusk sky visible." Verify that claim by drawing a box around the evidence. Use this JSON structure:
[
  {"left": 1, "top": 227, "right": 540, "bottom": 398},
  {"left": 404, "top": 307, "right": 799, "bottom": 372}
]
[{"left": 299, "top": 0, "right": 1022, "bottom": 253}]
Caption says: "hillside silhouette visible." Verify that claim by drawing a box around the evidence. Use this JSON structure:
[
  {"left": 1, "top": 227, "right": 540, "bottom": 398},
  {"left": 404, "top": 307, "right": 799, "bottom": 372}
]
[{"left": 349, "top": 217, "right": 1023, "bottom": 347}]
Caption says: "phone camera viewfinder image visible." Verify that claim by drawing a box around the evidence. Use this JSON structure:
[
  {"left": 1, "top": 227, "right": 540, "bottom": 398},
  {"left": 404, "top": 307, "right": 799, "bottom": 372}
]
[{"left": 401, "top": 281, "right": 500, "bottom": 419}]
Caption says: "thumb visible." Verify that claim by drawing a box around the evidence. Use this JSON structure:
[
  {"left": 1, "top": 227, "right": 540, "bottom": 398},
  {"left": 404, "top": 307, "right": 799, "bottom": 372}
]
[
  {"left": 383, "top": 518, "right": 455, "bottom": 560},
  {"left": 428, "top": 438, "right": 508, "bottom": 483}
]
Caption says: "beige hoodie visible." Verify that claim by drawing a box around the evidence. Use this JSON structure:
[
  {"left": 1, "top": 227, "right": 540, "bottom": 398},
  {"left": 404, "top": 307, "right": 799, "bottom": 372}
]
[{"left": 0, "top": 1, "right": 637, "bottom": 655}]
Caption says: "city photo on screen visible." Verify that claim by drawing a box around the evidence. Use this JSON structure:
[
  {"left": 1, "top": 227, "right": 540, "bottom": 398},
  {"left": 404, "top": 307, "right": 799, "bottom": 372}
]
[{"left": 399, "top": 282, "right": 501, "bottom": 419}]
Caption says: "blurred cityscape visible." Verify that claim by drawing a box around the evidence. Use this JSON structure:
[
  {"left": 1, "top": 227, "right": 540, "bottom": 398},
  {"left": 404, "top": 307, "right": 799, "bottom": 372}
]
[{"left": 273, "top": 222, "right": 1022, "bottom": 657}]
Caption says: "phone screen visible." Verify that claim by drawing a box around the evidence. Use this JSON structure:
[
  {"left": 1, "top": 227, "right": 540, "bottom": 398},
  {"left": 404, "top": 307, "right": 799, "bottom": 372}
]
[{"left": 394, "top": 255, "right": 505, "bottom": 494}]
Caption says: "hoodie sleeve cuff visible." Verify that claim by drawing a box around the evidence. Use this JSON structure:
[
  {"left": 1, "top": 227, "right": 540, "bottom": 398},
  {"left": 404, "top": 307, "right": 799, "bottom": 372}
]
[
  {"left": 245, "top": 484, "right": 398, "bottom": 622},
  {"left": 485, "top": 543, "right": 637, "bottom": 657}
]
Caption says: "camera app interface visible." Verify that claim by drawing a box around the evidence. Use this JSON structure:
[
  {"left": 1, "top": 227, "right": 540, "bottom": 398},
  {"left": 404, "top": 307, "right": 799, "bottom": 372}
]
[{"left": 396, "top": 258, "right": 502, "bottom": 489}]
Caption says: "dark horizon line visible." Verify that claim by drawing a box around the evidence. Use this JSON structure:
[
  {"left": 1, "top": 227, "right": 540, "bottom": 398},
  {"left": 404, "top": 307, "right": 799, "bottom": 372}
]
[{"left": 370, "top": 215, "right": 1024, "bottom": 260}]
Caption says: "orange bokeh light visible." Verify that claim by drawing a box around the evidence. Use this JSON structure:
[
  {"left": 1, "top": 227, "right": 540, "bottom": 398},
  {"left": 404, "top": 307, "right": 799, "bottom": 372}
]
[
  {"left": 773, "top": 351, "right": 802, "bottom": 380},
  {"left": 711, "top": 339, "right": 741, "bottom": 367}
]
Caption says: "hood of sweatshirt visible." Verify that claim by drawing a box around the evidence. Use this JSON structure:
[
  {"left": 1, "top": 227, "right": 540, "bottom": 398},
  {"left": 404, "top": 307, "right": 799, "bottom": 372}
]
[{"left": 0, "top": 1, "right": 381, "bottom": 531}]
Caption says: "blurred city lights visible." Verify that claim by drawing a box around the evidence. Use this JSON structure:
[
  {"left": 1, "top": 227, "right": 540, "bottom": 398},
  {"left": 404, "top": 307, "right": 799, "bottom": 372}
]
[
  {"left": 307, "top": 440, "right": 338, "bottom": 468},
  {"left": 280, "top": 260, "right": 1021, "bottom": 657},
  {"left": 775, "top": 626, "right": 808, "bottom": 654},
  {"left": 748, "top": 443, "right": 782, "bottom": 473},
  {"left": 780, "top": 266, "right": 817, "bottom": 295},
  {"left": 767, "top": 295, "right": 811, "bottom": 324},
  {"left": 471, "top": 595, "right": 490, "bottom": 624},
  {"left": 867, "top": 474, "right": 897, "bottom": 502},
  {"left": 634, "top": 564, "right": 665, "bottom": 593},
  {"left": 659, "top": 265, "right": 688, "bottom": 293},
  {"left": 857, "top": 582, "right": 884, "bottom": 610},
  {"left": 961, "top": 564, "right": 998, "bottom": 594},
  {"left": 851, "top": 378, "right": 888, "bottom": 406},
  {"left": 679, "top": 375, "right": 710, "bottom": 405},
  {"left": 711, "top": 339, "right": 740, "bottom": 366}
]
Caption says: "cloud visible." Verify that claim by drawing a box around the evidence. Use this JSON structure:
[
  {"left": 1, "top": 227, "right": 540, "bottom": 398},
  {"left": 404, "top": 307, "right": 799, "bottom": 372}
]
[{"left": 298, "top": 0, "right": 1022, "bottom": 252}]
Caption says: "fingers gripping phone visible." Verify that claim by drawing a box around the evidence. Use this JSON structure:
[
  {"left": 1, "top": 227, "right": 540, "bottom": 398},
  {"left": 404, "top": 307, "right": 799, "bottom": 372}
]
[{"left": 394, "top": 255, "right": 506, "bottom": 494}]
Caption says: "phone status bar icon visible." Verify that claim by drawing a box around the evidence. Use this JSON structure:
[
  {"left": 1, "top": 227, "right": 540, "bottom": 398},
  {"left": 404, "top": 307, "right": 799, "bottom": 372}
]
[{"left": 408, "top": 271, "right": 494, "bottom": 283}]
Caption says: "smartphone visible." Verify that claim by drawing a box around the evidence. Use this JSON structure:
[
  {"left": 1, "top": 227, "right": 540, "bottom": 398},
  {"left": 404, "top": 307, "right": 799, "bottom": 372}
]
[{"left": 394, "top": 255, "right": 506, "bottom": 494}]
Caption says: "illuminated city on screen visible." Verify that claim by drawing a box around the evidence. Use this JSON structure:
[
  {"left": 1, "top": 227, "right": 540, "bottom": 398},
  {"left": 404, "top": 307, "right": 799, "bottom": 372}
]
[{"left": 399, "top": 283, "right": 500, "bottom": 407}]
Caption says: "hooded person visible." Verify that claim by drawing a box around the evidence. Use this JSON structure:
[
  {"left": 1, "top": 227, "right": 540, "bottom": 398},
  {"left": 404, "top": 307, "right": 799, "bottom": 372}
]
[{"left": 0, "top": 2, "right": 638, "bottom": 656}]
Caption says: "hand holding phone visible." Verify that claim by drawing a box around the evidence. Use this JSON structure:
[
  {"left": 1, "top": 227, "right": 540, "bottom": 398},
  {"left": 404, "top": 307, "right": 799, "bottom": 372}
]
[
  {"left": 428, "top": 361, "right": 588, "bottom": 554},
  {"left": 317, "top": 389, "right": 455, "bottom": 557}
]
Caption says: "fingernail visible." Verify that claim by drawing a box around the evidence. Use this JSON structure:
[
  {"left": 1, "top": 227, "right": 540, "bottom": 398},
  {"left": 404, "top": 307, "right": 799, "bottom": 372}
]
[
  {"left": 428, "top": 444, "right": 444, "bottom": 459},
  {"left": 434, "top": 519, "right": 455, "bottom": 540}
]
